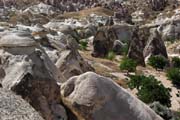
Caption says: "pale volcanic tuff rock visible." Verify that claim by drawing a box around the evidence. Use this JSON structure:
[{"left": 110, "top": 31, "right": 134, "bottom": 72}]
[
  {"left": 23, "top": 2, "right": 59, "bottom": 15},
  {"left": 44, "top": 33, "right": 94, "bottom": 80},
  {"left": 0, "top": 88, "right": 44, "bottom": 120},
  {"left": 0, "top": 31, "right": 67, "bottom": 120},
  {"left": 61, "top": 72, "right": 163, "bottom": 120},
  {"left": 56, "top": 49, "right": 94, "bottom": 80},
  {"left": 44, "top": 22, "right": 80, "bottom": 41}
]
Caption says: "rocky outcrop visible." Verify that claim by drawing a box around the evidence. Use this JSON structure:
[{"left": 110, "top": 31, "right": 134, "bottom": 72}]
[
  {"left": 144, "top": 28, "right": 168, "bottom": 59},
  {"left": 42, "top": 32, "right": 94, "bottom": 80},
  {"left": 127, "top": 27, "right": 147, "bottom": 66},
  {"left": 23, "top": 2, "right": 59, "bottom": 15},
  {"left": 92, "top": 24, "right": 133, "bottom": 57},
  {"left": 148, "top": 0, "right": 167, "bottom": 11},
  {"left": 56, "top": 50, "right": 94, "bottom": 80},
  {"left": 61, "top": 72, "right": 163, "bottom": 120},
  {"left": 128, "top": 25, "right": 169, "bottom": 65},
  {"left": 44, "top": 22, "right": 80, "bottom": 41},
  {"left": 0, "top": 88, "right": 44, "bottom": 120},
  {"left": 0, "top": 31, "right": 67, "bottom": 120}
]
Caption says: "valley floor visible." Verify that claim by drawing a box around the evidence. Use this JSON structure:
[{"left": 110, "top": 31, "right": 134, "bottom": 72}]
[{"left": 80, "top": 49, "right": 180, "bottom": 111}]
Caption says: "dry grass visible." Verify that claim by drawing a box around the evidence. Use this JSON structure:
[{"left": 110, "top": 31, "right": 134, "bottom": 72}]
[{"left": 56, "top": 7, "right": 114, "bottom": 19}]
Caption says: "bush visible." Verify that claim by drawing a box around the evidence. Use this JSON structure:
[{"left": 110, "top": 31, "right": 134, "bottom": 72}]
[
  {"left": 106, "top": 51, "right": 116, "bottom": 60},
  {"left": 129, "top": 75, "right": 171, "bottom": 107},
  {"left": 121, "top": 44, "right": 129, "bottom": 56},
  {"left": 172, "top": 57, "right": 180, "bottom": 68},
  {"left": 148, "top": 55, "right": 168, "bottom": 70},
  {"left": 120, "top": 57, "right": 137, "bottom": 73},
  {"left": 79, "top": 40, "right": 88, "bottom": 50},
  {"left": 167, "top": 68, "right": 180, "bottom": 86}
]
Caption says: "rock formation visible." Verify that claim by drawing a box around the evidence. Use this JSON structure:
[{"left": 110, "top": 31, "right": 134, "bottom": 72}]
[
  {"left": 0, "top": 31, "right": 67, "bottom": 120},
  {"left": 127, "top": 26, "right": 146, "bottom": 66},
  {"left": 144, "top": 28, "right": 168, "bottom": 59},
  {"left": 56, "top": 50, "right": 94, "bottom": 80},
  {"left": 61, "top": 72, "right": 163, "bottom": 120},
  {"left": 0, "top": 88, "right": 44, "bottom": 120},
  {"left": 148, "top": 0, "right": 167, "bottom": 11},
  {"left": 92, "top": 24, "right": 133, "bottom": 57}
]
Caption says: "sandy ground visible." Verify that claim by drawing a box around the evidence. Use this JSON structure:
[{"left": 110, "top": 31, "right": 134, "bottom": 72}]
[{"left": 141, "top": 67, "right": 180, "bottom": 111}]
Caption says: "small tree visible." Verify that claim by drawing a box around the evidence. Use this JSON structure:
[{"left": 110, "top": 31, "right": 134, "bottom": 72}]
[
  {"left": 172, "top": 57, "right": 180, "bottom": 68},
  {"left": 120, "top": 57, "right": 137, "bottom": 74},
  {"left": 167, "top": 68, "right": 180, "bottom": 86},
  {"left": 106, "top": 51, "right": 116, "bottom": 60},
  {"left": 129, "top": 75, "right": 171, "bottom": 107},
  {"left": 148, "top": 55, "right": 168, "bottom": 70},
  {"left": 79, "top": 40, "right": 88, "bottom": 50}
]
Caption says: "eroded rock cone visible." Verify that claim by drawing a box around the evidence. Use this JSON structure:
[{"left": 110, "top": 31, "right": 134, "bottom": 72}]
[
  {"left": 127, "top": 26, "right": 147, "bottom": 66},
  {"left": 0, "top": 88, "right": 44, "bottom": 120},
  {"left": 61, "top": 72, "right": 163, "bottom": 120},
  {"left": 0, "top": 31, "right": 67, "bottom": 120},
  {"left": 92, "top": 24, "right": 133, "bottom": 57},
  {"left": 144, "top": 28, "right": 168, "bottom": 59}
]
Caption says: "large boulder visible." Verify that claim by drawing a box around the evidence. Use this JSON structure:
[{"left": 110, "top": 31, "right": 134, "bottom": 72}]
[
  {"left": 0, "top": 88, "right": 44, "bottom": 120},
  {"left": 61, "top": 72, "right": 163, "bottom": 120},
  {"left": 44, "top": 22, "right": 80, "bottom": 41},
  {"left": 0, "top": 31, "right": 67, "bottom": 120}
]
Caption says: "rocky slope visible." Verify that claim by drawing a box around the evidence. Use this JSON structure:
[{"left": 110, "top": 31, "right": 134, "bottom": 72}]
[{"left": 0, "top": 0, "right": 180, "bottom": 120}]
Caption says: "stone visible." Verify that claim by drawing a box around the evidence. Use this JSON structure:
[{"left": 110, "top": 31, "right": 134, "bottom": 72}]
[
  {"left": 0, "top": 31, "right": 37, "bottom": 47},
  {"left": 150, "top": 102, "right": 175, "bottom": 120},
  {"left": 112, "top": 40, "right": 126, "bottom": 55},
  {"left": 0, "top": 30, "right": 67, "bottom": 120},
  {"left": 143, "top": 28, "right": 168, "bottom": 59},
  {"left": 56, "top": 50, "right": 94, "bottom": 80},
  {"left": 44, "top": 22, "right": 80, "bottom": 41},
  {"left": 23, "top": 2, "right": 58, "bottom": 15},
  {"left": 148, "top": 0, "right": 167, "bottom": 11},
  {"left": 127, "top": 26, "right": 146, "bottom": 66},
  {"left": 92, "top": 24, "right": 133, "bottom": 57},
  {"left": 0, "top": 88, "right": 44, "bottom": 120},
  {"left": 61, "top": 72, "right": 163, "bottom": 120}
]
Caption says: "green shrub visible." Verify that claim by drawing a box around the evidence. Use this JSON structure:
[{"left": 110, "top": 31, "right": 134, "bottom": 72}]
[
  {"left": 120, "top": 57, "right": 137, "bottom": 73},
  {"left": 167, "top": 68, "right": 180, "bottom": 86},
  {"left": 172, "top": 57, "right": 180, "bottom": 68},
  {"left": 129, "top": 75, "right": 171, "bottom": 107},
  {"left": 79, "top": 40, "right": 88, "bottom": 50},
  {"left": 106, "top": 51, "right": 116, "bottom": 60},
  {"left": 121, "top": 44, "right": 129, "bottom": 56},
  {"left": 148, "top": 55, "right": 168, "bottom": 70}
]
